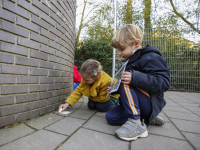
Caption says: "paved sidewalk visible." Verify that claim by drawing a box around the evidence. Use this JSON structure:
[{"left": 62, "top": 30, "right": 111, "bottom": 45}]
[{"left": 0, "top": 91, "right": 199, "bottom": 150}]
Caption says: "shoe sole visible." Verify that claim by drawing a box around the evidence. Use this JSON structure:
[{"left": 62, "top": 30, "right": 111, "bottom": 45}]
[{"left": 115, "top": 130, "right": 148, "bottom": 141}]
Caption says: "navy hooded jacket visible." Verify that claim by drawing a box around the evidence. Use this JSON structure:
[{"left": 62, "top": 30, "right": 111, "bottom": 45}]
[{"left": 125, "top": 44, "right": 170, "bottom": 125}]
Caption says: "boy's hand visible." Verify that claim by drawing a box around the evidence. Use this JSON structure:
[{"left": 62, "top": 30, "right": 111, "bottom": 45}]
[
  {"left": 107, "top": 86, "right": 111, "bottom": 93},
  {"left": 121, "top": 71, "right": 132, "bottom": 84},
  {"left": 58, "top": 103, "right": 69, "bottom": 112}
]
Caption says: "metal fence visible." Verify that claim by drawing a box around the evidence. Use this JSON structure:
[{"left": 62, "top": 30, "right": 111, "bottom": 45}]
[{"left": 115, "top": 27, "right": 200, "bottom": 92}]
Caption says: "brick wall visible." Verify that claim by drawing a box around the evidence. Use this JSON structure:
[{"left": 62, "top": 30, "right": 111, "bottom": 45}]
[{"left": 0, "top": 0, "right": 76, "bottom": 128}]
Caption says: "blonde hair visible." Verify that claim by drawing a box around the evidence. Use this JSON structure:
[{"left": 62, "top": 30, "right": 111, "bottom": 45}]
[
  {"left": 80, "top": 59, "right": 102, "bottom": 79},
  {"left": 111, "top": 24, "right": 143, "bottom": 49}
]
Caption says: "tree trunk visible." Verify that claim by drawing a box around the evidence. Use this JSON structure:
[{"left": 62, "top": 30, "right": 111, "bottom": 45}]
[
  {"left": 126, "top": 0, "right": 133, "bottom": 24},
  {"left": 143, "top": 0, "right": 151, "bottom": 29}
]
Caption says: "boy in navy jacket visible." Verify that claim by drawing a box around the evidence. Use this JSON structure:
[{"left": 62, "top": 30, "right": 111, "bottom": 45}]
[{"left": 106, "top": 24, "right": 170, "bottom": 141}]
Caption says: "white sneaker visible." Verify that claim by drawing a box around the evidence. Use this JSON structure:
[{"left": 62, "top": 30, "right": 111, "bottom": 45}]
[{"left": 115, "top": 118, "right": 148, "bottom": 141}]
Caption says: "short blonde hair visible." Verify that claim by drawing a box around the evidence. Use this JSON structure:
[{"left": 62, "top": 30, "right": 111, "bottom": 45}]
[
  {"left": 80, "top": 59, "right": 102, "bottom": 79},
  {"left": 111, "top": 24, "right": 143, "bottom": 49}
]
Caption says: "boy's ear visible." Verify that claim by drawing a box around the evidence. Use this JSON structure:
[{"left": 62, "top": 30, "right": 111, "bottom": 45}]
[{"left": 135, "top": 40, "right": 141, "bottom": 47}]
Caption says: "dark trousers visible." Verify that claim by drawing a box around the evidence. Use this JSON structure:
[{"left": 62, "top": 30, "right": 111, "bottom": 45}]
[
  {"left": 106, "top": 83, "right": 152, "bottom": 125},
  {"left": 88, "top": 98, "right": 117, "bottom": 112}
]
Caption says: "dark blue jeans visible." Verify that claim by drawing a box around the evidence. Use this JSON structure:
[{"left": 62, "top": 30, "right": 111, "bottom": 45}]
[
  {"left": 106, "top": 83, "right": 152, "bottom": 125},
  {"left": 88, "top": 97, "right": 118, "bottom": 112}
]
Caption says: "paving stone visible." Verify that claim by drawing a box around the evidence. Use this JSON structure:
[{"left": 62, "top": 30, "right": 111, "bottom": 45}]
[
  {"left": 172, "top": 98, "right": 191, "bottom": 103},
  {"left": 83, "top": 97, "right": 89, "bottom": 103},
  {"left": 166, "top": 102, "right": 181, "bottom": 107},
  {"left": 0, "top": 130, "right": 67, "bottom": 150},
  {"left": 164, "top": 110, "right": 200, "bottom": 122},
  {"left": 191, "top": 98, "right": 200, "bottom": 103},
  {"left": 95, "top": 112, "right": 106, "bottom": 117},
  {"left": 72, "top": 102, "right": 82, "bottom": 109},
  {"left": 171, "top": 119, "right": 200, "bottom": 134},
  {"left": 163, "top": 106, "right": 192, "bottom": 113},
  {"left": 45, "top": 117, "right": 85, "bottom": 136},
  {"left": 69, "top": 109, "right": 96, "bottom": 120},
  {"left": 0, "top": 123, "right": 34, "bottom": 146},
  {"left": 83, "top": 115, "right": 120, "bottom": 135},
  {"left": 131, "top": 134, "right": 194, "bottom": 150},
  {"left": 58, "top": 128, "right": 129, "bottom": 150},
  {"left": 194, "top": 111, "right": 200, "bottom": 116},
  {"left": 158, "top": 111, "right": 171, "bottom": 123},
  {"left": 148, "top": 123, "right": 185, "bottom": 140},
  {"left": 185, "top": 106, "right": 200, "bottom": 112},
  {"left": 79, "top": 103, "right": 88, "bottom": 109},
  {"left": 165, "top": 98, "right": 174, "bottom": 102},
  {"left": 182, "top": 132, "right": 200, "bottom": 150},
  {"left": 174, "top": 92, "right": 200, "bottom": 101},
  {"left": 26, "top": 113, "right": 63, "bottom": 129},
  {"left": 176, "top": 101, "right": 199, "bottom": 107}
]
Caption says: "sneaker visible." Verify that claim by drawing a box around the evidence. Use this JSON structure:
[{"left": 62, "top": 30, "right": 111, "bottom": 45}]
[
  {"left": 150, "top": 116, "right": 165, "bottom": 126},
  {"left": 115, "top": 118, "right": 148, "bottom": 141}
]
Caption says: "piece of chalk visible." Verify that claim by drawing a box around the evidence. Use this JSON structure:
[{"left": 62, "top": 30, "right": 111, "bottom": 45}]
[
  {"left": 60, "top": 111, "right": 71, "bottom": 115},
  {"left": 59, "top": 108, "right": 63, "bottom": 113}
]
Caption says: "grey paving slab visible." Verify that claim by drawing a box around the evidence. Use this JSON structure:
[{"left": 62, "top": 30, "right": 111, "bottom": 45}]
[
  {"left": 58, "top": 128, "right": 129, "bottom": 150},
  {"left": 82, "top": 95, "right": 89, "bottom": 103},
  {"left": 163, "top": 105, "right": 192, "bottom": 113},
  {"left": 45, "top": 117, "right": 86, "bottom": 136},
  {"left": 165, "top": 99, "right": 175, "bottom": 103},
  {"left": 0, "top": 123, "right": 35, "bottom": 146},
  {"left": 26, "top": 113, "right": 63, "bottom": 129},
  {"left": 0, "top": 130, "right": 67, "bottom": 150},
  {"left": 69, "top": 109, "right": 96, "bottom": 120},
  {"left": 83, "top": 115, "right": 120, "bottom": 135},
  {"left": 158, "top": 111, "right": 171, "bottom": 123},
  {"left": 191, "top": 99, "right": 200, "bottom": 103},
  {"left": 177, "top": 102, "right": 200, "bottom": 107},
  {"left": 164, "top": 110, "right": 200, "bottom": 122},
  {"left": 165, "top": 94, "right": 188, "bottom": 101},
  {"left": 170, "top": 92, "right": 200, "bottom": 103},
  {"left": 79, "top": 103, "right": 88, "bottom": 109},
  {"left": 72, "top": 102, "right": 82, "bottom": 109},
  {"left": 182, "top": 132, "right": 200, "bottom": 150},
  {"left": 173, "top": 92, "right": 200, "bottom": 99},
  {"left": 166, "top": 101, "right": 182, "bottom": 107},
  {"left": 171, "top": 118, "right": 200, "bottom": 134},
  {"left": 95, "top": 111, "right": 106, "bottom": 117},
  {"left": 185, "top": 105, "right": 200, "bottom": 112},
  {"left": 172, "top": 98, "right": 192, "bottom": 103},
  {"left": 131, "top": 134, "right": 194, "bottom": 150},
  {"left": 194, "top": 111, "right": 200, "bottom": 116},
  {"left": 148, "top": 123, "right": 185, "bottom": 140}
]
